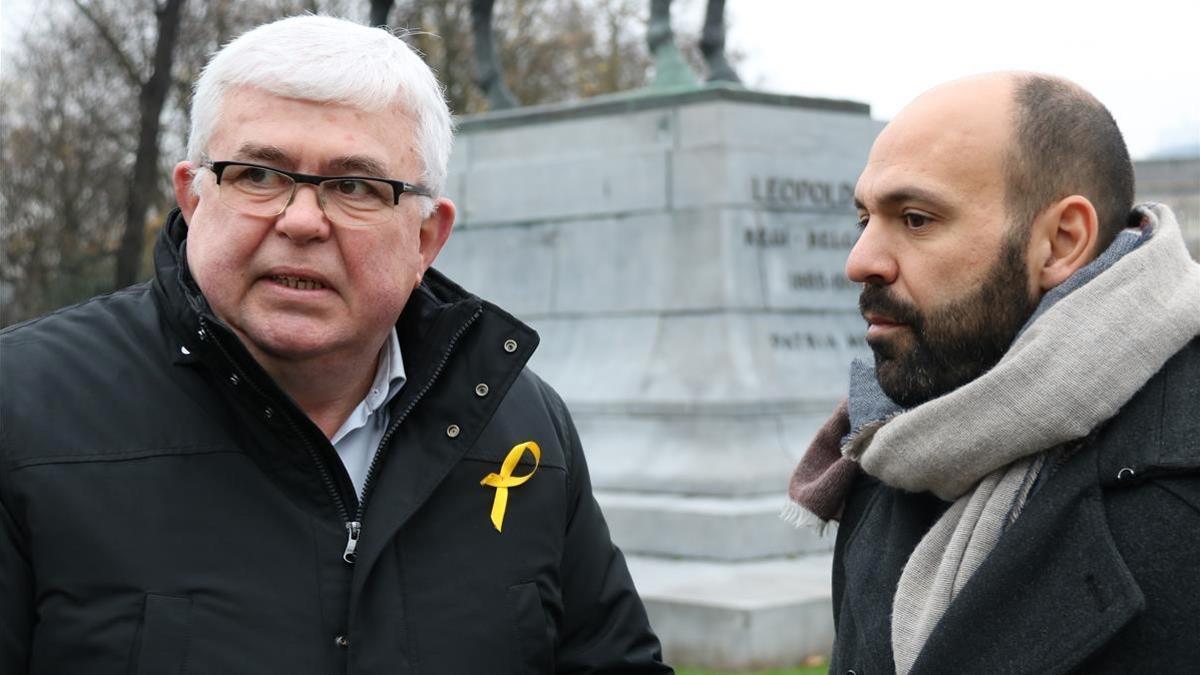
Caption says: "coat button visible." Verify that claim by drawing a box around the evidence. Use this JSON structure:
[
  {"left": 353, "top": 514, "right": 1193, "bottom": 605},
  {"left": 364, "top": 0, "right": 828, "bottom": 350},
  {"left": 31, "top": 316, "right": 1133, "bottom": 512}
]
[
  {"left": 503, "top": 339, "right": 518, "bottom": 353},
  {"left": 446, "top": 424, "right": 461, "bottom": 438},
  {"left": 228, "top": 373, "right": 239, "bottom": 386},
  {"left": 263, "top": 407, "right": 274, "bottom": 420},
  {"left": 475, "top": 383, "right": 489, "bottom": 397},
  {"left": 1117, "top": 467, "right": 1135, "bottom": 480},
  {"left": 334, "top": 634, "right": 349, "bottom": 648},
  {"left": 179, "top": 345, "right": 191, "bottom": 355}
]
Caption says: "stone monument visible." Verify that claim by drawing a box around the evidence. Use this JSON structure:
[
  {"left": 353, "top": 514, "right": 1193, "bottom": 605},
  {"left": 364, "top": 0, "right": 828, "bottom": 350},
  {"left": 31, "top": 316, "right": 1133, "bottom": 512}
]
[
  {"left": 431, "top": 1, "right": 882, "bottom": 668},
  {"left": 436, "top": 80, "right": 882, "bottom": 667}
]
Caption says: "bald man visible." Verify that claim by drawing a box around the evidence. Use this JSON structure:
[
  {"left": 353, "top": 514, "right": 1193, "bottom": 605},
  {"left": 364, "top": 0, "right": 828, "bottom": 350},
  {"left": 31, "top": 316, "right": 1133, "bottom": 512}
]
[{"left": 783, "top": 73, "right": 1200, "bottom": 673}]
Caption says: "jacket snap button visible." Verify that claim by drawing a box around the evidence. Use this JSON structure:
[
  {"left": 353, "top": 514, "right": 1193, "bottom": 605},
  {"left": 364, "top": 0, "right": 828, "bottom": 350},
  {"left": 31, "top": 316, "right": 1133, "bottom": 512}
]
[
  {"left": 197, "top": 328, "right": 207, "bottom": 341},
  {"left": 179, "top": 345, "right": 191, "bottom": 355},
  {"left": 446, "top": 424, "right": 461, "bottom": 438},
  {"left": 503, "top": 339, "right": 518, "bottom": 353},
  {"left": 475, "top": 383, "right": 489, "bottom": 397},
  {"left": 228, "top": 373, "right": 239, "bottom": 386},
  {"left": 1117, "top": 467, "right": 1135, "bottom": 480},
  {"left": 263, "top": 407, "right": 273, "bottom": 420},
  {"left": 334, "top": 634, "right": 349, "bottom": 648}
]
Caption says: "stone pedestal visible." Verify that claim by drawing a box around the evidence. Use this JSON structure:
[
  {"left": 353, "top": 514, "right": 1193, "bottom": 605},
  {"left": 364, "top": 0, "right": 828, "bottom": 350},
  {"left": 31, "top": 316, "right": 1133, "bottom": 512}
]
[{"left": 438, "top": 84, "right": 882, "bottom": 669}]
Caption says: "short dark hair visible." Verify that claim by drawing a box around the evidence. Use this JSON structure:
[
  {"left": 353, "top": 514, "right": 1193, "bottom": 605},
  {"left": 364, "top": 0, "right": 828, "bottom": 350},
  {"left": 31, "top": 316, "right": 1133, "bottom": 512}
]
[{"left": 1005, "top": 75, "right": 1135, "bottom": 252}]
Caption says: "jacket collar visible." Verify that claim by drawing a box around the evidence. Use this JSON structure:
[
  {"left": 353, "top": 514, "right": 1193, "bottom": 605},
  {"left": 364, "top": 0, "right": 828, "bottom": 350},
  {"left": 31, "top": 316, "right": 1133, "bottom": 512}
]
[
  {"left": 1095, "top": 338, "right": 1200, "bottom": 486},
  {"left": 153, "top": 209, "right": 212, "bottom": 365}
]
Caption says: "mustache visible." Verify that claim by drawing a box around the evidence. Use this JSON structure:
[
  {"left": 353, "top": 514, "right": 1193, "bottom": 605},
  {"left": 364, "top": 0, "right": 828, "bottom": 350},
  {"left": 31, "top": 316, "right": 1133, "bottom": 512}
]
[{"left": 859, "top": 285, "right": 922, "bottom": 326}]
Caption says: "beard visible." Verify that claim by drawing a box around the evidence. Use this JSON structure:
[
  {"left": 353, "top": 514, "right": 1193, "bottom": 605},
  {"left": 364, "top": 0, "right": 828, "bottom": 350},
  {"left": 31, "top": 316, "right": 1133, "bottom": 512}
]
[{"left": 860, "top": 230, "right": 1040, "bottom": 408}]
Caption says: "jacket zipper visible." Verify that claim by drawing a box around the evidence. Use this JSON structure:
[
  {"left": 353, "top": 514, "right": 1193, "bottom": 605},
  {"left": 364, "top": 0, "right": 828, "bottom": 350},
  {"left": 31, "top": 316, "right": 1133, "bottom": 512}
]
[
  {"left": 343, "top": 306, "right": 483, "bottom": 564},
  {"left": 199, "top": 317, "right": 353, "bottom": 526},
  {"left": 202, "top": 306, "right": 485, "bottom": 566}
]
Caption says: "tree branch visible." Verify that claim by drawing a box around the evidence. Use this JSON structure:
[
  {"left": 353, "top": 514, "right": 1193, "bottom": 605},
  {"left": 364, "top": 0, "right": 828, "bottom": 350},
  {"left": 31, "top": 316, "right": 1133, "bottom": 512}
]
[{"left": 70, "top": 0, "right": 144, "bottom": 89}]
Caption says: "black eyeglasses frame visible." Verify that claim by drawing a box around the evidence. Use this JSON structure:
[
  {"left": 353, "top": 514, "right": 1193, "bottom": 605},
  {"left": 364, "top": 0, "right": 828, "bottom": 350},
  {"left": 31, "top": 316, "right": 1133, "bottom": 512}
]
[{"left": 205, "top": 160, "right": 433, "bottom": 206}]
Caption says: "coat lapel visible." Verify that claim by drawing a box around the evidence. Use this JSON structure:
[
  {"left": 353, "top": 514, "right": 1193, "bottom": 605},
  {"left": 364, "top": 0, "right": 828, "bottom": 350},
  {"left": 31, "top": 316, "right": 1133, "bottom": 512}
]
[
  {"left": 911, "top": 448, "right": 1145, "bottom": 674},
  {"left": 346, "top": 295, "right": 538, "bottom": 602}
]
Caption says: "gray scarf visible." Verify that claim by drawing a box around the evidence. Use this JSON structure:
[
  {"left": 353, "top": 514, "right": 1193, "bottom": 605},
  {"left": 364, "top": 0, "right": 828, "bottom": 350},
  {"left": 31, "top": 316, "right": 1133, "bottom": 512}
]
[{"left": 783, "top": 204, "right": 1200, "bottom": 673}]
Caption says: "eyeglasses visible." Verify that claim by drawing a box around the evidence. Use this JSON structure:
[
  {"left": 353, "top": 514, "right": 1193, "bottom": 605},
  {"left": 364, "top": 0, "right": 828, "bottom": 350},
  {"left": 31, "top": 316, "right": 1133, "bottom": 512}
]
[{"left": 203, "top": 161, "right": 432, "bottom": 228}]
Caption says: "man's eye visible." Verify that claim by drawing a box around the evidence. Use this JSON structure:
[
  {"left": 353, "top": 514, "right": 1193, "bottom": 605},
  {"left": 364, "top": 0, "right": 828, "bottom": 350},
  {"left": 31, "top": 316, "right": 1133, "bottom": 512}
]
[
  {"left": 903, "top": 213, "right": 932, "bottom": 229},
  {"left": 855, "top": 215, "right": 869, "bottom": 230},
  {"left": 332, "top": 179, "right": 386, "bottom": 201},
  {"left": 233, "top": 167, "right": 282, "bottom": 187},
  {"left": 335, "top": 180, "right": 367, "bottom": 196}
]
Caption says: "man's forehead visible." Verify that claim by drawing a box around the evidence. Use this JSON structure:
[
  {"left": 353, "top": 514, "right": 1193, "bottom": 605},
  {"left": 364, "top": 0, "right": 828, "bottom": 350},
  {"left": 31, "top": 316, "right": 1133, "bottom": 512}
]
[
  {"left": 208, "top": 86, "right": 413, "bottom": 174},
  {"left": 856, "top": 77, "right": 1015, "bottom": 208},
  {"left": 231, "top": 141, "right": 390, "bottom": 177}
]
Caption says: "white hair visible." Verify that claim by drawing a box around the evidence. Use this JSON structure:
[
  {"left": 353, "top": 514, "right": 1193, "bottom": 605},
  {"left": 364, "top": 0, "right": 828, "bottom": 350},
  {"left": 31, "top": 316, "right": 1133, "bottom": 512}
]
[{"left": 187, "top": 15, "right": 453, "bottom": 205}]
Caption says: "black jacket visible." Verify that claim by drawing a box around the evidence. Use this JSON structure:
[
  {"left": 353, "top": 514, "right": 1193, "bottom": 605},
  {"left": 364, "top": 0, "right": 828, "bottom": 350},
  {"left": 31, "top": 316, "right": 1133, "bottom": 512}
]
[
  {"left": 830, "top": 339, "right": 1200, "bottom": 673},
  {"left": 0, "top": 211, "right": 670, "bottom": 674}
]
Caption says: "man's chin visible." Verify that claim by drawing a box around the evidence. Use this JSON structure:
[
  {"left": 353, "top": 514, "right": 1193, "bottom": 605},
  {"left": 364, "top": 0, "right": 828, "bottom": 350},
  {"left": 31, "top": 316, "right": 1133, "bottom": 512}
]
[
  {"left": 872, "top": 357, "right": 901, "bottom": 390},
  {"left": 233, "top": 318, "right": 345, "bottom": 364},
  {"left": 871, "top": 352, "right": 935, "bottom": 408},
  {"left": 865, "top": 328, "right": 912, "bottom": 363}
]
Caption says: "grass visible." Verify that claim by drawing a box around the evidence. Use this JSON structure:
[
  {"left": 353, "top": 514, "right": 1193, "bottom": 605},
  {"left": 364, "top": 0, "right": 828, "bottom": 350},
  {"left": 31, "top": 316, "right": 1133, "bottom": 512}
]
[{"left": 676, "top": 665, "right": 827, "bottom": 675}]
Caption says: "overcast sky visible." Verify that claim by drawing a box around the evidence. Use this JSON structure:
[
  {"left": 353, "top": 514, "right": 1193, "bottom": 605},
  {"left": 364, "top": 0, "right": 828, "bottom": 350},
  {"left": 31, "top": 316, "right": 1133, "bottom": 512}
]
[
  {"left": 722, "top": 0, "right": 1200, "bottom": 160},
  {"left": 3, "top": 0, "right": 1198, "bottom": 160}
]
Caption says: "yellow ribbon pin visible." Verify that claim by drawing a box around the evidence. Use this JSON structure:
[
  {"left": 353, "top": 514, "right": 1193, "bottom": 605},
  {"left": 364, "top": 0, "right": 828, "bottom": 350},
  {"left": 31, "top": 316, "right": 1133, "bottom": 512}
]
[{"left": 480, "top": 442, "right": 541, "bottom": 532}]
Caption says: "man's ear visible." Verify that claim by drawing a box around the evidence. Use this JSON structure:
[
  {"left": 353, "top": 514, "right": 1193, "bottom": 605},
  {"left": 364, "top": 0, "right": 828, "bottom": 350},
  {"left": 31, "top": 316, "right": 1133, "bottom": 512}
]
[
  {"left": 414, "top": 197, "right": 457, "bottom": 287},
  {"left": 172, "top": 162, "right": 202, "bottom": 222},
  {"left": 1032, "top": 195, "right": 1100, "bottom": 291}
]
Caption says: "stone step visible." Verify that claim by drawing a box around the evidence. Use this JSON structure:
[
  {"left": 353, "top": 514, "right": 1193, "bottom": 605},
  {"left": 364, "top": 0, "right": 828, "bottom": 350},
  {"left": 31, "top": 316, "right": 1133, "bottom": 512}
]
[
  {"left": 598, "top": 490, "right": 832, "bottom": 560},
  {"left": 625, "top": 553, "right": 835, "bottom": 670}
]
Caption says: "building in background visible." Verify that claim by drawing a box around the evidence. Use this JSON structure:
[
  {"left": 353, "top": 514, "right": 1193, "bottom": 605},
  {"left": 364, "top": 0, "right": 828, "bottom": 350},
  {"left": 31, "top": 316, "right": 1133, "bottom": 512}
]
[{"left": 1134, "top": 157, "right": 1200, "bottom": 258}]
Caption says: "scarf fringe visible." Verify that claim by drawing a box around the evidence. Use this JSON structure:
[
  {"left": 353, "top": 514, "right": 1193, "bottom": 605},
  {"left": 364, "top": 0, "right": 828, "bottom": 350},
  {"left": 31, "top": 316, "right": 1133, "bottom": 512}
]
[{"left": 779, "top": 499, "right": 834, "bottom": 535}]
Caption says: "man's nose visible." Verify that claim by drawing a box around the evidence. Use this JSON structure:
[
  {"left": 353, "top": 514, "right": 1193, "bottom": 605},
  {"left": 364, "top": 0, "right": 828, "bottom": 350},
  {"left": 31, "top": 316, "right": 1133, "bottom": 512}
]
[
  {"left": 274, "top": 184, "right": 331, "bottom": 243},
  {"left": 845, "top": 221, "right": 898, "bottom": 286}
]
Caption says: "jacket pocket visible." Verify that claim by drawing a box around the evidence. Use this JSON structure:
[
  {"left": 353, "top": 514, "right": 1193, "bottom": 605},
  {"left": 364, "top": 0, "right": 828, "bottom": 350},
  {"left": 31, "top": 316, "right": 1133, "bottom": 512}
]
[
  {"left": 133, "top": 593, "right": 191, "bottom": 675},
  {"left": 506, "top": 582, "right": 553, "bottom": 674}
]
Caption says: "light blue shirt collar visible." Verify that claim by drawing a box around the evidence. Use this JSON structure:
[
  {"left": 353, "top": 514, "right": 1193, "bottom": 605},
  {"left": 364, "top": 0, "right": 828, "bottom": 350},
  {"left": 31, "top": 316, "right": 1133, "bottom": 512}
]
[{"left": 330, "top": 328, "right": 407, "bottom": 497}]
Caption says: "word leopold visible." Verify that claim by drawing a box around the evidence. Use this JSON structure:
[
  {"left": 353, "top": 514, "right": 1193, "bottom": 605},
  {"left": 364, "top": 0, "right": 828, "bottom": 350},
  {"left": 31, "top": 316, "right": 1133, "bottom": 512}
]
[{"left": 750, "top": 175, "right": 855, "bottom": 209}]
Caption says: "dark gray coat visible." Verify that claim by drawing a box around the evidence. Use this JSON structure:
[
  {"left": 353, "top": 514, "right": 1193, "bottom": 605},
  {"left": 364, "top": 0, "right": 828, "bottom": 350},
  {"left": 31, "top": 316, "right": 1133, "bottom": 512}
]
[
  {"left": 0, "top": 211, "right": 670, "bottom": 674},
  {"left": 831, "top": 338, "right": 1200, "bottom": 674}
]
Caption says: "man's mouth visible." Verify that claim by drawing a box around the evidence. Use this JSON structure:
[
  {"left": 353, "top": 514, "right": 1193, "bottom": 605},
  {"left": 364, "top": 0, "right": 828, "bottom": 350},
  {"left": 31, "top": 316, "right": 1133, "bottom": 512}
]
[
  {"left": 858, "top": 286, "right": 920, "bottom": 338},
  {"left": 270, "top": 274, "right": 327, "bottom": 291},
  {"left": 864, "top": 313, "right": 908, "bottom": 341},
  {"left": 864, "top": 313, "right": 901, "bottom": 328}
]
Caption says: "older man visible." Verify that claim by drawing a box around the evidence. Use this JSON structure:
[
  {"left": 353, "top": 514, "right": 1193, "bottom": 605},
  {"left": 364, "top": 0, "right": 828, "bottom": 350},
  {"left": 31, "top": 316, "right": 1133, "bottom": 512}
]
[
  {"left": 0, "top": 15, "right": 669, "bottom": 674},
  {"left": 784, "top": 73, "right": 1200, "bottom": 672}
]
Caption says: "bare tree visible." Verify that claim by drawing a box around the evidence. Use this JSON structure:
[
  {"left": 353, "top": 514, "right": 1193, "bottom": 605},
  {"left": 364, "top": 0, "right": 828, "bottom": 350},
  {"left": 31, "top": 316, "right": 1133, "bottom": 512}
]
[
  {"left": 72, "top": 0, "right": 187, "bottom": 289},
  {"left": 390, "top": 0, "right": 654, "bottom": 115},
  {"left": 1, "top": 6, "right": 135, "bottom": 325}
]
